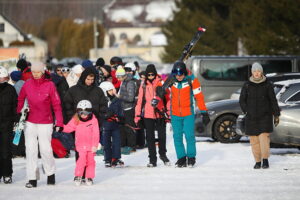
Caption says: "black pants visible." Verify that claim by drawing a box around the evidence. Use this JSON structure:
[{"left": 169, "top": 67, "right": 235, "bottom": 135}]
[
  {"left": 143, "top": 118, "right": 167, "bottom": 164},
  {"left": 121, "top": 108, "right": 136, "bottom": 148},
  {"left": 136, "top": 128, "right": 145, "bottom": 147},
  {"left": 0, "top": 129, "right": 13, "bottom": 177}
]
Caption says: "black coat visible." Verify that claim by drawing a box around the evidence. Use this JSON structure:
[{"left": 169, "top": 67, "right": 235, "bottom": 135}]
[
  {"left": 0, "top": 83, "right": 18, "bottom": 157},
  {"left": 239, "top": 79, "right": 280, "bottom": 136},
  {"left": 103, "top": 96, "right": 124, "bottom": 130},
  {"left": 63, "top": 68, "right": 107, "bottom": 126}
]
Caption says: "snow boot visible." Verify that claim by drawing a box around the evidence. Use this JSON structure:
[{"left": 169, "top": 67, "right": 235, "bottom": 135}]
[
  {"left": 262, "top": 159, "right": 269, "bottom": 169},
  {"left": 187, "top": 157, "right": 196, "bottom": 168},
  {"left": 111, "top": 159, "right": 124, "bottom": 167},
  {"left": 47, "top": 174, "right": 55, "bottom": 185},
  {"left": 147, "top": 162, "right": 157, "bottom": 167},
  {"left": 175, "top": 156, "right": 187, "bottom": 168},
  {"left": 253, "top": 162, "right": 261, "bottom": 169},
  {"left": 105, "top": 160, "right": 112, "bottom": 168},
  {"left": 25, "top": 180, "right": 37, "bottom": 188},
  {"left": 3, "top": 176, "right": 12, "bottom": 184},
  {"left": 74, "top": 176, "right": 82, "bottom": 186},
  {"left": 86, "top": 178, "right": 93, "bottom": 186},
  {"left": 159, "top": 155, "right": 171, "bottom": 166}
]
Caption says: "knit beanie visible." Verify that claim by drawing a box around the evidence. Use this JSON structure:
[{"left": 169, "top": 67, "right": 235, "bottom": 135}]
[
  {"left": 101, "top": 65, "right": 112, "bottom": 74},
  {"left": 116, "top": 65, "right": 126, "bottom": 76},
  {"left": 72, "top": 64, "right": 84, "bottom": 74},
  {"left": 82, "top": 59, "right": 94, "bottom": 69},
  {"left": 16, "top": 59, "right": 28, "bottom": 72},
  {"left": 110, "top": 56, "right": 123, "bottom": 65},
  {"left": 10, "top": 71, "right": 22, "bottom": 81},
  {"left": 0, "top": 66, "right": 9, "bottom": 78},
  {"left": 145, "top": 64, "right": 157, "bottom": 75},
  {"left": 251, "top": 62, "right": 263, "bottom": 73},
  {"left": 31, "top": 62, "right": 45, "bottom": 73},
  {"left": 96, "top": 57, "right": 105, "bottom": 67}
]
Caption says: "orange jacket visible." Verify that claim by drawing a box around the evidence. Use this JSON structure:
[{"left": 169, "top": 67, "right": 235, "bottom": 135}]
[{"left": 170, "top": 74, "right": 207, "bottom": 117}]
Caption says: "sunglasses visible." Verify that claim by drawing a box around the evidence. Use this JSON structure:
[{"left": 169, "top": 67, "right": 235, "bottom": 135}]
[
  {"left": 147, "top": 73, "right": 155, "bottom": 77},
  {"left": 124, "top": 67, "right": 132, "bottom": 72},
  {"left": 62, "top": 68, "right": 70, "bottom": 73}
]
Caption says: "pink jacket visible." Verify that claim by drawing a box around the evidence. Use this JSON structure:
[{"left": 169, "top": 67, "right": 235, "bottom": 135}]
[
  {"left": 63, "top": 115, "right": 99, "bottom": 152},
  {"left": 135, "top": 75, "right": 170, "bottom": 120},
  {"left": 17, "top": 74, "right": 63, "bottom": 127}
]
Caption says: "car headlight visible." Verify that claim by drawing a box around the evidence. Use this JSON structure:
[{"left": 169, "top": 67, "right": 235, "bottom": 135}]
[{"left": 207, "top": 110, "right": 215, "bottom": 116}]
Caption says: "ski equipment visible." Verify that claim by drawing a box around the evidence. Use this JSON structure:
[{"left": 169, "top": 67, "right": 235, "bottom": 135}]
[{"left": 13, "top": 105, "right": 29, "bottom": 145}]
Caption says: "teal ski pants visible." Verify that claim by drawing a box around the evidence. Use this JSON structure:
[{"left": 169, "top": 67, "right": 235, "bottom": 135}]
[{"left": 171, "top": 114, "right": 196, "bottom": 159}]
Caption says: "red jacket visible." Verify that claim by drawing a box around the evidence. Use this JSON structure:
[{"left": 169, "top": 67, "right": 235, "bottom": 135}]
[
  {"left": 21, "top": 67, "right": 32, "bottom": 81},
  {"left": 17, "top": 74, "right": 63, "bottom": 127},
  {"left": 111, "top": 70, "right": 121, "bottom": 89}
]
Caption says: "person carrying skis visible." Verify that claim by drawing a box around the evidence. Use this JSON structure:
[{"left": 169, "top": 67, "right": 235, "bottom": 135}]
[
  {"left": 63, "top": 100, "right": 99, "bottom": 186},
  {"left": 156, "top": 61, "right": 210, "bottom": 167},
  {"left": 17, "top": 62, "right": 63, "bottom": 188},
  {"left": 134, "top": 64, "right": 170, "bottom": 167},
  {"left": 100, "top": 81, "right": 124, "bottom": 167},
  {"left": 0, "top": 66, "right": 18, "bottom": 184}
]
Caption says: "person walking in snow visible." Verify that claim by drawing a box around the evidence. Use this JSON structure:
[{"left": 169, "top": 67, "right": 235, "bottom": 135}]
[
  {"left": 63, "top": 100, "right": 99, "bottom": 186},
  {"left": 100, "top": 81, "right": 124, "bottom": 167},
  {"left": 239, "top": 62, "right": 280, "bottom": 169},
  {"left": 17, "top": 62, "right": 63, "bottom": 188},
  {"left": 0, "top": 66, "right": 18, "bottom": 184},
  {"left": 135, "top": 64, "right": 170, "bottom": 167},
  {"left": 156, "top": 61, "right": 210, "bottom": 168}
]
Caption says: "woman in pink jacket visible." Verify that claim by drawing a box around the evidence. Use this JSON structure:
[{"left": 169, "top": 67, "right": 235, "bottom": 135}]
[
  {"left": 63, "top": 100, "right": 99, "bottom": 186},
  {"left": 17, "top": 62, "right": 63, "bottom": 188},
  {"left": 134, "top": 64, "right": 170, "bottom": 167}
]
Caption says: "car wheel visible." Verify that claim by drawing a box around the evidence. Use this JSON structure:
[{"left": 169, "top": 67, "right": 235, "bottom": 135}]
[{"left": 213, "top": 114, "right": 241, "bottom": 143}]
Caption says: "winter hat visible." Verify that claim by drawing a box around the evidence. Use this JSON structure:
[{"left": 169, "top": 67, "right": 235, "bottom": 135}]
[
  {"left": 82, "top": 59, "right": 94, "bottom": 69},
  {"left": 16, "top": 59, "right": 28, "bottom": 71},
  {"left": 145, "top": 64, "right": 157, "bottom": 75},
  {"left": 110, "top": 56, "right": 123, "bottom": 65},
  {"left": 72, "top": 64, "right": 84, "bottom": 74},
  {"left": 30, "top": 62, "right": 45, "bottom": 73},
  {"left": 0, "top": 66, "right": 9, "bottom": 78},
  {"left": 116, "top": 65, "right": 126, "bottom": 76},
  {"left": 101, "top": 64, "right": 112, "bottom": 74},
  {"left": 125, "top": 62, "right": 136, "bottom": 71},
  {"left": 96, "top": 57, "right": 105, "bottom": 67},
  {"left": 10, "top": 71, "right": 22, "bottom": 81},
  {"left": 251, "top": 62, "right": 263, "bottom": 72}
]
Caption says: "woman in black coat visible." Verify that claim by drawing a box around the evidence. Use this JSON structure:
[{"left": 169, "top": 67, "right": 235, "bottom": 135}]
[
  {"left": 239, "top": 62, "right": 280, "bottom": 169},
  {"left": 0, "top": 66, "right": 18, "bottom": 184}
]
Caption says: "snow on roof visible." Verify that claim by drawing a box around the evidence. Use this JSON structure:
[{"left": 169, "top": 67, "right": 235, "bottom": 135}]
[
  {"left": 110, "top": 9, "right": 135, "bottom": 22},
  {"left": 150, "top": 32, "right": 167, "bottom": 46},
  {"left": 145, "top": 1, "right": 176, "bottom": 22}
]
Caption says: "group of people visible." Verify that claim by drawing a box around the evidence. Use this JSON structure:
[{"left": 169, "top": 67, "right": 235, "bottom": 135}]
[
  {"left": 0, "top": 56, "right": 210, "bottom": 188},
  {"left": 0, "top": 56, "right": 279, "bottom": 188}
]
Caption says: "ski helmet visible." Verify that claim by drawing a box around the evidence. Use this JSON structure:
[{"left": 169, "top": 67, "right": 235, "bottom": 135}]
[
  {"left": 99, "top": 81, "right": 115, "bottom": 94},
  {"left": 77, "top": 100, "right": 92, "bottom": 110},
  {"left": 124, "top": 62, "right": 136, "bottom": 71},
  {"left": 172, "top": 61, "right": 187, "bottom": 76}
]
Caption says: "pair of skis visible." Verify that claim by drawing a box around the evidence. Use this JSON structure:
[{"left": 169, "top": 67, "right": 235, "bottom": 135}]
[{"left": 12, "top": 104, "right": 29, "bottom": 145}]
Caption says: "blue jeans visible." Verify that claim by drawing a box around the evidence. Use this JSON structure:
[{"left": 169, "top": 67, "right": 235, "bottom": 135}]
[
  {"left": 103, "top": 128, "right": 121, "bottom": 161},
  {"left": 171, "top": 115, "right": 196, "bottom": 159}
]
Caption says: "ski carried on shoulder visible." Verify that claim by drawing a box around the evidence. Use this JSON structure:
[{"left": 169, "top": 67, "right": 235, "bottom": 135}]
[{"left": 13, "top": 104, "right": 29, "bottom": 145}]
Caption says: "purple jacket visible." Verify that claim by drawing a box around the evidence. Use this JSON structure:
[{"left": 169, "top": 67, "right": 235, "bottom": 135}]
[{"left": 17, "top": 74, "right": 63, "bottom": 127}]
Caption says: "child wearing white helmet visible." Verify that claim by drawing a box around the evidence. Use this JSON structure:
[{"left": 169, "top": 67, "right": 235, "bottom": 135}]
[
  {"left": 63, "top": 100, "right": 99, "bottom": 186},
  {"left": 99, "top": 81, "right": 125, "bottom": 167}
]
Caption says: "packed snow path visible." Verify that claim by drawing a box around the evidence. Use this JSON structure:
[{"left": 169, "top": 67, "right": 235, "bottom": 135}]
[{"left": 1, "top": 130, "right": 300, "bottom": 200}]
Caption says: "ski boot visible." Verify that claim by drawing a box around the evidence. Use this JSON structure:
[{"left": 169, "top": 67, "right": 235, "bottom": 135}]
[
  {"left": 147, "top": 162, "right": 157, "bottom": 168},
  {"left": 47, "top": 174, "right": 55, "bottom": 185},
  {"left": 3, "top": 176, "right": 12, "bottom": 184},
  {"left": 105, "top": 160, "right": 112, "bottom": 168},
  {"left": 253, "top": 162, "right": 261, "bottom": 169},
  {"left": 175, "top": 156, "right": 187, "bottom": 168},
  {"left": 111, "top": 159, "right": 125, "bottom": 167},
  {"left": 25, "top": 180, "right": 37, "bottom": 188},
  {"left": 74, "top": 176, "right": 82, "bottom": 186},
  {"left": 159, "top": 155, "right": 171, "bottom": 166},
  {"left": 262, "top": 159, "right": 269, "bottom": 169},
  {"left": 86, "top": 178, "right": 93, "bottom": 186},
  {"left": 187, "top": 157, "right": 196, "bottom": 168}
]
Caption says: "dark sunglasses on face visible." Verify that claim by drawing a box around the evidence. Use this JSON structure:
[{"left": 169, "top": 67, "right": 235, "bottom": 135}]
[
  {"left": 147, "top": 73, "right": 155, "bottom": 77},
  {"left": 124, "top": 67, "right": 132, "bottom": 72},
  {"left": 172, "top": 68, "right": 184, "bottom": 76},
  {"left": 78, "top": 111, "right": 91, "bottom": 115},
  {"left": 62, "top": 68, "right": 70, "bottom": 73}
]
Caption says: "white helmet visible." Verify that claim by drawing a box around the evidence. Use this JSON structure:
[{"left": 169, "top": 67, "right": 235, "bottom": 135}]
[
  {"left": 100, "top": 81, "right": 115, "bottom": 93},
  {"left": 77, "top": 100, "right": 92, "bottom": 110},
  {"left": 125, "top": 62, "right": 136, "bottom": 71}
]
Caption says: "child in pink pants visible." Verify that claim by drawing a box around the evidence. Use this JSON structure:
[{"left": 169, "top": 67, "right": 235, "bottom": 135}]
[{"left": 63, "top": 100, "right": 99, "bottom": 186}]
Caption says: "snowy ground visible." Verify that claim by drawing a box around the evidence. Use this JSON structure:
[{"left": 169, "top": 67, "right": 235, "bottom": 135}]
[{"left": 1, "top": 126, "right": 300, "bottom": 200}]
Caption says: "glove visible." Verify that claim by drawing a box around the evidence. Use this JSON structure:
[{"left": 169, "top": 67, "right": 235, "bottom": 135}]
[
  {"left": 274, "top": 116, "right": 280, "bottom": 127},
  {"left": 107, "top": 115, "right": 118, "bottom": 122},
  {"left": 55, "top": 126, "right": 63, "bottom": 132},
  {"left": 151, "top": 98, "right": 160, "bottom": 107},
  {"left": 201, "top": 112, "right": 210, "bottom": 126},
  {"left": 105, "top": 110, "right": 115, "bottom": 119},
  {"left": 156, "top": 86, "right": 165, "bottom": 99}
]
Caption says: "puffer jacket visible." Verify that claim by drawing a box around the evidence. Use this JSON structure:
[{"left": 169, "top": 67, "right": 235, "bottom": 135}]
[
  {"left": 17, "top": 73, "right": 63, "bottom": 127},
  {"left": 103, "top": 96, "right": 123, "bottom": 130},
  {"left": 63, "top": 114, "right": 99, "bottom": 152},
  {"left": 118, "top": 74, "right": 137, "bottom": 110},
  {"left": 135, "top": 75, "right": 170, "bottom": 119}
]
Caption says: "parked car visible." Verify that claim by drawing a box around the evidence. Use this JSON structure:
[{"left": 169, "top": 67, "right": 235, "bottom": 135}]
[{"left": 196, "top": 80, "right": 300, "bottom": 143}]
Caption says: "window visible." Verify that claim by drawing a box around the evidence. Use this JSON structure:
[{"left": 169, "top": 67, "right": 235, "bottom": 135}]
[
  {"left": 286, "top": 91, "right": 300, "bottom": 102},
  {"left": 0, "top": 23, "right": 4, "bottom": 32},
  {"left": 258, "top": 60, "right": 292, "bottom": 74},
  {"left": 120, "top": 33, "right": 128, "bottom": 40},
  {"left": 200, "top": 60, "right": 249, "bottom": 81}
]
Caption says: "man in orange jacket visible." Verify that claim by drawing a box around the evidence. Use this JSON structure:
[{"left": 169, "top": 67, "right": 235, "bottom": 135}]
[{"left": 157, "top": 61, "right": 210, "bottom": 167}]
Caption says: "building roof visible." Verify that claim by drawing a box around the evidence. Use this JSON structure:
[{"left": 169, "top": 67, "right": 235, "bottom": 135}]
[{"left": 0, "top": 13, "right": 28, "bottom": 40}]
